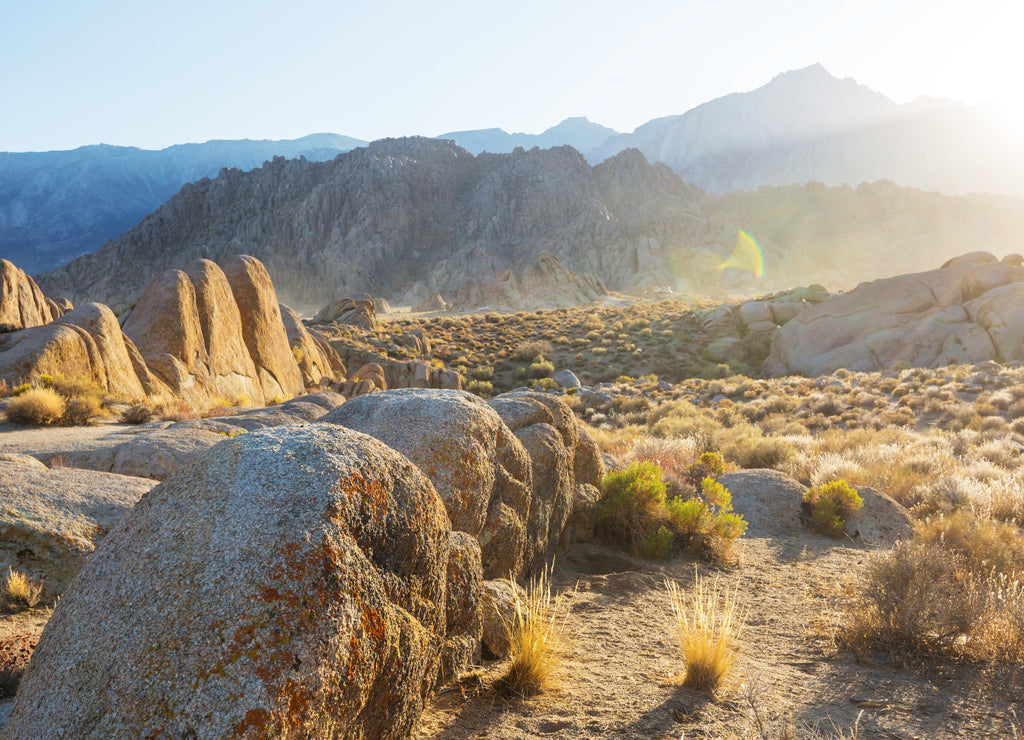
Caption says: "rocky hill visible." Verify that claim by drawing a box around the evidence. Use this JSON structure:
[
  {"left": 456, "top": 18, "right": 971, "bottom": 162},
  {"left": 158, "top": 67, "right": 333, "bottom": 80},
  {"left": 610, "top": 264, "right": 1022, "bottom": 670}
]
[
  {"left": 0, "top": 134, "right": 366, "bottom": 273},
  {"left": 590, "top": 64, "right": 1024, "bottom": 196},
  {"left": 36, "top": 138, "right": 1024, "bottom": 313}
]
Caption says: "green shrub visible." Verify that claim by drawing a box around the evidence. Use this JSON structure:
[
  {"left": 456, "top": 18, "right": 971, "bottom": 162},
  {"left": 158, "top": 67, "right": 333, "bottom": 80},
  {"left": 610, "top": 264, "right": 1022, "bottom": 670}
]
[
  {"left": 802, "top": 480, "right": 863, "bottom": 538},
  {"left": 595, "top": 462, "right": 746, "bottom": 562},
  {"left": 683, "top": 452, "right": 726, "bottom": 488},
  {"left": 594, "top": 462, "right": 666, "bottom": 548},
  {"left": 466, "top": 379, "right": 494, "bottom": 397},
  {"left": 639, "top": 525, "right": 674, "bottom": 559},
  {"left": 529, "top": 357, "right": 555, "bottom": 378}
]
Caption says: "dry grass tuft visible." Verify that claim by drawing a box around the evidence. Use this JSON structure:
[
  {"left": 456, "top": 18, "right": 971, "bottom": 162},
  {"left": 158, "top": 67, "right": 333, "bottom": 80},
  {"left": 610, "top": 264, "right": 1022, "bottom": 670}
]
[
  {"left": 5, "top": 387, "right": 66, "bottom": 426},
  {"left": 666, "top": 573, "right": 742, "bottom": 692},
  {"left": 3, "top": 567, "right": 42, "bottom": 609},
  {"left": 495, "top": 567, "right": 572, "bottom": 698}
]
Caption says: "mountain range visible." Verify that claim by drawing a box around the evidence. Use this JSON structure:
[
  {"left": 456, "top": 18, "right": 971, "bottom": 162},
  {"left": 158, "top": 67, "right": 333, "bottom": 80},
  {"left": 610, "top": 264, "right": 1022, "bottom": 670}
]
[
  {"left": 0, "top": 134, "right": 366, "bottom": 273},
  {"left": 37, "top": 137, "right": 1024, "bottom": 315},
  {"left": 5, "top": 64, "right": 1024, "bottom": 276}
]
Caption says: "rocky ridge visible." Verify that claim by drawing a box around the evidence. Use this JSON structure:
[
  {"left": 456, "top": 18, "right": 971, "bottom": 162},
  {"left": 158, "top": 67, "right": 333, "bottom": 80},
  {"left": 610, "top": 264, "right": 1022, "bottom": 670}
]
[{"left": 37, "top": 139, "right": 1024, "bottom": 315}]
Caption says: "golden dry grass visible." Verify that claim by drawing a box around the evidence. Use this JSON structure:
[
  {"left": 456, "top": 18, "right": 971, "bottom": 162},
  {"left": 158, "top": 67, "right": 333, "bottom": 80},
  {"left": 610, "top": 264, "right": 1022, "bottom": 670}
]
[
  {"left": 3, "top": 567, "right": 42, "bottom": 609},
  {"left": 495, "top": 568, "right": 572, "bottom": 697},
  {"left": 5, "top": 387, "right": 66, "bottom": 426},
  {"left": 666, "top": 573, "right": 742, "bottom": 692}
]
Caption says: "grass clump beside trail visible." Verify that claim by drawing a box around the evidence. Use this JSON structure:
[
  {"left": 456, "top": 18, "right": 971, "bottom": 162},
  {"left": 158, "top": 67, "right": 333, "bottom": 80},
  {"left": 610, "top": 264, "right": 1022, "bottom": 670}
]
[
  {"left": 802, "top": 480, "right": 863, "bottom": 538},
  {"left": 594, "top": 460, "right": 747, "bottom": 562},
  {"left": 666, "top": 573, "right": 742, "bottom": 692},
  {"left": 2, "top": 567, "right": 42, "bottom": 610},
  {"left": 495, "top": 567, "right": 572, "bottom": 697}
]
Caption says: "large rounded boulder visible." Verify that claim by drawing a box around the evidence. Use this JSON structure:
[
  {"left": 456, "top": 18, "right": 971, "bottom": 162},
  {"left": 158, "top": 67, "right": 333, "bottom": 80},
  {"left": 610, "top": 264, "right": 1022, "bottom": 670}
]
[
  {"left": 1, "top": 426, "right": 452, "bottom": 740},
  {"left": 320, "top": 388, "right": 533, "bottom": 580}
]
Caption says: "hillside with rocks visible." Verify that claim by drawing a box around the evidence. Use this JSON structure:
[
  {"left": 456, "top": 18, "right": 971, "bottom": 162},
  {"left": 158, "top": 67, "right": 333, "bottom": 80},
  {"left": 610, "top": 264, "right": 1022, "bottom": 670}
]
[
  {"left": 0, "top": 134, "right": 366, "bottom": 273},
  {"left": 36, "top": 138, "right": 1024, "bottom": 314}
]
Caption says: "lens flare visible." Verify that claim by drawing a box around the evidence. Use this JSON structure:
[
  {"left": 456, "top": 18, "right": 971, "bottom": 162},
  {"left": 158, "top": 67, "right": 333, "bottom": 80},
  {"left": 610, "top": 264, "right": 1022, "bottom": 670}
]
[{"left": 719, "top": 230, "right": 763, "bottom": 279}]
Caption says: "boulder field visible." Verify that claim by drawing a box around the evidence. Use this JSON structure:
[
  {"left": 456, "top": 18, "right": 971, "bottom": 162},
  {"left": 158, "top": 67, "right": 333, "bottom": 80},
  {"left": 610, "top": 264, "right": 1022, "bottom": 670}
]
[
  {"left": 763, "top": 251, "right": 1024, "bottom": 376},
  {"left": 0, "top": 254, "right": 460, "bottom": 407},
  {"left": 0, "top": 388, "right": 604, "bottom": 739}
]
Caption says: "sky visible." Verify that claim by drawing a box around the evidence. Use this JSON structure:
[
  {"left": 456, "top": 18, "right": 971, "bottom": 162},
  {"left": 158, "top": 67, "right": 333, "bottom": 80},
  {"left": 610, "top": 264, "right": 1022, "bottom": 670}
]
[{"left": 2, "top": 0, "right": 1022, "bottom": 152}]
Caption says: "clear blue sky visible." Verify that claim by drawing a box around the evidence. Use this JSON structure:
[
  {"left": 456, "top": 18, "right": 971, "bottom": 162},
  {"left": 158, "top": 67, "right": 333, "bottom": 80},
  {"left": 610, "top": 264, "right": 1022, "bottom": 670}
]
[{"left": 2, "top": 0, "right": 1021, "bottom": 152}]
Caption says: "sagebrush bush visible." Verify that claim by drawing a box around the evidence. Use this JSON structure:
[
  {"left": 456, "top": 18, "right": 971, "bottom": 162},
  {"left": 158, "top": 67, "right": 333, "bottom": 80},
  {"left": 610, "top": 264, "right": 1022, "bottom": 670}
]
[
  {"left": 802, "top": 480, "right": 863, "bottom": 538},
  {"left": 595, "top": 462, "right": 746, "bottom": 562},
  {"left": 120, "top": 401, "right": 154, "bottom": 425},
  {"left": 843, "top": 540, "right": 1015, "bottom": 661},
  {"left": 514, "top": 340, "right": 554, "bottom": 362},
  {"left": 61, "top": 395, "right": 103, "bottom": 426},
  {"left": 5, "top": 387, "right": 66, "bottom": 426}
]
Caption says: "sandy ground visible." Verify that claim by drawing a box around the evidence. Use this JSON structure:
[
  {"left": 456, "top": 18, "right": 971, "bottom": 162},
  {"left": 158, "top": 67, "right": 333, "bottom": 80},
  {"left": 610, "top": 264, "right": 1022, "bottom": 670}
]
[
  {"left": 0, "top": 418, "right": 164, "bottom": 464},
  {"left": 418, "top": 537, "right": 1023, "bottom": 739}
]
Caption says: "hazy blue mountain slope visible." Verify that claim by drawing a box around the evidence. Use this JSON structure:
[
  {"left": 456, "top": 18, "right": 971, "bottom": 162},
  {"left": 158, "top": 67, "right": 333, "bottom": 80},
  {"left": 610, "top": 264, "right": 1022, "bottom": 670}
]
[
  {"left": 0, "top": 133, "right": 366, "bottom": 272},
  {"left": 588, "top": 65, "right": 1024, "bottom": 196}
]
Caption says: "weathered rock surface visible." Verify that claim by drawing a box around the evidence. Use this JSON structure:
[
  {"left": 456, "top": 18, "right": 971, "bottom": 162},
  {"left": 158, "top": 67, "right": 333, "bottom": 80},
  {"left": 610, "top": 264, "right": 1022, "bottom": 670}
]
[
  {"left": 479, "top": 578, "right": 525, "bottom": 660},
  {"left": 320, "top": 389, "right": 534, "bottom": 580},
  {"left": 222, "top": 254, "right": 305, "bottom": 400},
  {"left": 488, "top": 391, "right": 606, "bottom": 570},
  {"left": 0, "top": 302, "right": 156, "bottom": 399},
  {"left": 64, "top": 428, "right": 227, "bottom": 481},
  {"left": 720, "top": 469, "right": 913, "bottom": 545},
  {"left": 183, "top": 258, "right": 265, "bottom": 404},
  {"left": 315, "top": 295, "right": 378, "bottom": 329},
  {"left": 0, "top": 463, "right": 155, "bottom": 596},
  {"left": 122, "top": 268, "right": 215, "bottom": 405},
  {"left": 0, "top": 260, "right": 65, "bottom": 332},
  {"left": 439, "top": 531, "right": 483, "bottom": 683},
  {"left": 1, "top": 425, "right": 452, "bottom": 740},
  {"left": 698, "top": 285, "right": 829, "bottom": 369},
  {"left": 763, "top": 253, "right": 1024, "bottom": 376},
  {"left": 280, "top": 303, "right": 346, "bottom": 387}
]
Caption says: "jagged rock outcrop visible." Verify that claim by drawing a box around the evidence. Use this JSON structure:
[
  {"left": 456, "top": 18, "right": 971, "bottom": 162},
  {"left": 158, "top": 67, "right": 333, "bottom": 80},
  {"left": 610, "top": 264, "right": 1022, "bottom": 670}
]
[
  {"left": 0, "top": 260, "right": 67, "bottom": 332},
  {"left": 451, "top": 252, "right": 609, "bottom": 310},
  {"left": 222, "top": 255, "right": 305, "bottom": 400},
  {"left": 763, "top": 252, "right": 1024, "bottom": 376},
  {"left": 36, "top": 139, "right": 716, "bottom": 312},
  {"left": 312, "top": 326, "right": 461, "bottom": 395},
  {"left": 0, "top": 255, "right": 344, "bottom": 407},
  {"left": 184, "top": 259, "right": 266, "bottom": 403},
  {"left": 280, "top": 304, "right": 346, "bottom": 387},
  {"left": 314, "top": 294, "right": 377, "bottom": 329},
  {"left": 1, "top": 426, "right": 452, "bottom": 740}
]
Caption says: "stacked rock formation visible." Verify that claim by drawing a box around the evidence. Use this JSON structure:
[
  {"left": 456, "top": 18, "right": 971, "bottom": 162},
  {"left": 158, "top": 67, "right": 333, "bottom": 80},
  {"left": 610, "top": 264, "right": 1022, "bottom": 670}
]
[
  {"left": 698, "top": 284, "right": 829, "bottom": 369},
  {"left": 0, "top": 255, "right": 372, "bottom": 406},
  {"left": 0, "top": 260, "right": 72, "bottom": 332},
  {"left": 763, "top": 252, "right": 1024, "bottom": 376},
  {"left": 313, "top": 293, "right": 377, "bottom": 329}
]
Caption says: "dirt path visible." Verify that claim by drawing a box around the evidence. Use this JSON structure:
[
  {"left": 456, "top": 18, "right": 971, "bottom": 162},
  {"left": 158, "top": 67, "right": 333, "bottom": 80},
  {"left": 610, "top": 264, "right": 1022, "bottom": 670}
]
[{"left": 418, "top": 537, "right": 1023, "bottom": 739}]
